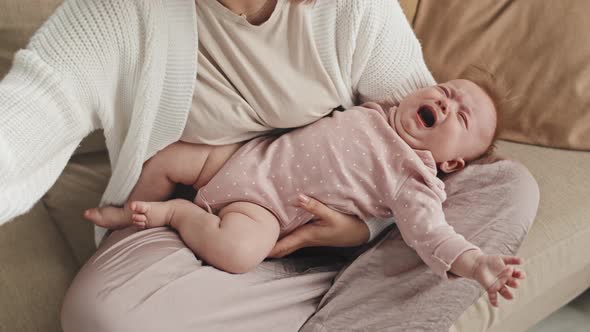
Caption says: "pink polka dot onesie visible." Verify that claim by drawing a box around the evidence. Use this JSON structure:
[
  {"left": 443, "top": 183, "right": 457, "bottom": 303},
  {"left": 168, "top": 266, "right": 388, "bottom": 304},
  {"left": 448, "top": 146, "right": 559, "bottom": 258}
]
[{"left": 196, "top": 104, "right": 478, "bottom": 277}]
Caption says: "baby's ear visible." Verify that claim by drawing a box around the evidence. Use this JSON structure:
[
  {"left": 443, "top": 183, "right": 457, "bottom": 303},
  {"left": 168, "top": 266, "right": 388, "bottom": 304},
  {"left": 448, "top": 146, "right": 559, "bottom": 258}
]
[{"left": 438, "top": 158, "right": 465, "bottom": 174}]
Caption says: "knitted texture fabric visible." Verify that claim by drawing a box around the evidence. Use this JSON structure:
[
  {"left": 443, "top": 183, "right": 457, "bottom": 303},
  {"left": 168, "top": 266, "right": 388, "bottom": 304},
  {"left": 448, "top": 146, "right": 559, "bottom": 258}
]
[
  {"left": 0, "top": 0, "right": 198, "bottom": 245},
  {"left": 0, "top": 0, "right": 434, "bottom": 244}
]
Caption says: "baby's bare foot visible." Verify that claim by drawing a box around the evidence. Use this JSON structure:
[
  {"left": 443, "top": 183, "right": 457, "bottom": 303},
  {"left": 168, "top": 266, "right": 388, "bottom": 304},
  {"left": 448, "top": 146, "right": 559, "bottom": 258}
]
[
  {"left": 130, "top": 201, "right": 173, "bottom": 229},
  {"left": 83, "top": 206, "right": 132, "bottom": 229}
]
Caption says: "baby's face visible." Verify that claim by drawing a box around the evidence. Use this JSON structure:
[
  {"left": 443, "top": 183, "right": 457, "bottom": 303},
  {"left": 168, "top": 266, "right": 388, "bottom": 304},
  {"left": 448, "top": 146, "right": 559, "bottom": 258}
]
[{"left": 391, "top": 79, "right": 497, "bottom": 172}]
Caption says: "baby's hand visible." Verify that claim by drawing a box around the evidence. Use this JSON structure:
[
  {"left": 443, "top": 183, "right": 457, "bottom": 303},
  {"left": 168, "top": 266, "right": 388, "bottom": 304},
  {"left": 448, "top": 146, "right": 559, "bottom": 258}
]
[{"left": 472, "top": 254, "right": 525, "bottom": 307}]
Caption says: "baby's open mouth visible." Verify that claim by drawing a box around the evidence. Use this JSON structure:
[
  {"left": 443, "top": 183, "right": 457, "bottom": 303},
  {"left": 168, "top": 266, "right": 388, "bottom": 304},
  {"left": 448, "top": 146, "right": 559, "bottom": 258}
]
[{"left": 417, "top": 105, "right": 436, "bottom": 128}]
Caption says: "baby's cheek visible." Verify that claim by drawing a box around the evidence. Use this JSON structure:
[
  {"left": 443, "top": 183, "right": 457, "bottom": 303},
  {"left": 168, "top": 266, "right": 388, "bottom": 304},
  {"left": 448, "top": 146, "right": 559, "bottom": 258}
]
[{"left": 441, "top": 131, "right": 466, "bottom": 160}]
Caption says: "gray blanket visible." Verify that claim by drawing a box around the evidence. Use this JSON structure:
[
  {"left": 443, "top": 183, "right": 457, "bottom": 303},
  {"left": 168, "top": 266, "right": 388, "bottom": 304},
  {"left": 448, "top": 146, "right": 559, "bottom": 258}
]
[{"left": 302, "top": 158, "right": 539, "bottom": 331}]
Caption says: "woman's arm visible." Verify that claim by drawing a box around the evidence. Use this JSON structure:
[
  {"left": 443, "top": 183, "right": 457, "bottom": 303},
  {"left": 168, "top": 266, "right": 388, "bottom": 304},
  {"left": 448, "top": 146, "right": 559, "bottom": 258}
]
[
  {"left": 0, "top": 0, "right": 147, "bottom": 224},
  {"left": 352, "top": 0, "right": 436, "bottom": 104},
  {"left": 0, "top": 51, "right": 95, "bottom": 224}
]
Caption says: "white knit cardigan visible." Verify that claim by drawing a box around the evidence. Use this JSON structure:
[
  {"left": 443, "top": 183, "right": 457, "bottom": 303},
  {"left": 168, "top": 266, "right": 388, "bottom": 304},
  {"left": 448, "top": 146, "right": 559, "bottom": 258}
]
[{"left": 0, "top": 0, "right": 435, "bottom": 244}]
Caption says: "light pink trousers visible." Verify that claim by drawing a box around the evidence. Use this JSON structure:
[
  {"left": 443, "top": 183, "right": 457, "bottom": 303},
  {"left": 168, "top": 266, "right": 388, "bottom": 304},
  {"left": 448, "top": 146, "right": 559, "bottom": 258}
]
[
  {"left": 61, "top": 159, "right": 539, "bottom": 332},
  {"left": 61, "top": 226, "right": 345, "bottom": 332}
]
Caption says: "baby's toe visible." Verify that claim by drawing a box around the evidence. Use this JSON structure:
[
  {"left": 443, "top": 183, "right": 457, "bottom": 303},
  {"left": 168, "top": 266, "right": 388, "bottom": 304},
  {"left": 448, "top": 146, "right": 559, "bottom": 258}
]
[
  {"left": 132, "top": 214, "right": 147, "bottom": 223},
  {"left": 83, "top": 208, "right": 102, "bottom": 223},
  {"left": 131, "top": 201, "right": 150, "bottom": 214},
  {"left": 133, "top": 220, "right": 147, "bottom": 229}
]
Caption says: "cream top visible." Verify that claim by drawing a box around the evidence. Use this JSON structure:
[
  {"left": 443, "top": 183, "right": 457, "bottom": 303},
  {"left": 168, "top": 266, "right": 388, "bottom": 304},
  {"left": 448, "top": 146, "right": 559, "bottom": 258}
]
[{"left": 182, "top": 0, "right": 341, "bottom": 144}]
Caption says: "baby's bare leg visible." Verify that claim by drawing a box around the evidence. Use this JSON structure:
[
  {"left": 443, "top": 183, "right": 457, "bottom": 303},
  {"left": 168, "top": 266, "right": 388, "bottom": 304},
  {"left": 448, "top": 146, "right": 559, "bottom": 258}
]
[
  {"left": 84, "top": 142, "right": 240, "bottom": 229},
  {"left": 130, "top": 199, "right": 280, "bottom": 274},
  {"left": 130, "top": 141, "right": 221, "bottom": 200}
]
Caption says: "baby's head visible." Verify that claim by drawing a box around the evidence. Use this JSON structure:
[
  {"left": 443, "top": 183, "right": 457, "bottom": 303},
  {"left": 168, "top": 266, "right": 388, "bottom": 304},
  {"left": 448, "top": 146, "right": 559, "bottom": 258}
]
[{"left": 389, "top": 67, "right": 507, "bottom": 174}]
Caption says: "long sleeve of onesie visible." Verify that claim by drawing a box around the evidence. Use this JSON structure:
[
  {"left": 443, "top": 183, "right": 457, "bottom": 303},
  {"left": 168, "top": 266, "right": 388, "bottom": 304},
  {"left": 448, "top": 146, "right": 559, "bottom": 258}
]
[{"left": 392, "top": 175, "right": 479, "bottom": 279}]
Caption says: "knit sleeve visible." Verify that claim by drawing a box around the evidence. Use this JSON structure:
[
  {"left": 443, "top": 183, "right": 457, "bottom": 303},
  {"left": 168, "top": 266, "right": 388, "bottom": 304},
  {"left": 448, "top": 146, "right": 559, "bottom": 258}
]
[
  {"left": 352, "top": 0, "right": 436, "bottom": 104},
  {"left": 0, "top": 49, "right": 94, "bottom": 224},
  {"left": 0, "top": 0, "right": 134, "bottom": 224}
]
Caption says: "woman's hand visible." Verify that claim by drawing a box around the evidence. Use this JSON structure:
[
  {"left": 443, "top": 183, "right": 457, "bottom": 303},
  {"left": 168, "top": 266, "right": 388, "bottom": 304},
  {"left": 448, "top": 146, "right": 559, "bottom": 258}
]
[{"left": 268, "top": 194, "right": 370, "bottom": 258}]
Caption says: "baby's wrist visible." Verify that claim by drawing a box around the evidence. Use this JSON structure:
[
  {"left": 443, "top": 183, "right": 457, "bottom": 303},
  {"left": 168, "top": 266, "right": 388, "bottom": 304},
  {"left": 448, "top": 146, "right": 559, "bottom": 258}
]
[
  {"left": 450, "top": 248, "right": 484, "bottom": 279},
  {"left": 470, "top": 251, "right": 486, "bottom": 280}
]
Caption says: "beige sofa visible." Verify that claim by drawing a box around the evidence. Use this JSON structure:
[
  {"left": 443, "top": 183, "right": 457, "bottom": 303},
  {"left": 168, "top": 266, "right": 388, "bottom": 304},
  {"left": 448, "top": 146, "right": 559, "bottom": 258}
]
[{"left": 1, "top": 1, "right": 588, "bottom": 331}]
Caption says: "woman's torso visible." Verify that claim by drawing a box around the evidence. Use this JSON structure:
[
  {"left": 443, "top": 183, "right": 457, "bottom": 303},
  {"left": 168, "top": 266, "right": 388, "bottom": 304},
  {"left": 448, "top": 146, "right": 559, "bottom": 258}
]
[{"left": 182, "top": 0, "right": 342, "bottom": 145}]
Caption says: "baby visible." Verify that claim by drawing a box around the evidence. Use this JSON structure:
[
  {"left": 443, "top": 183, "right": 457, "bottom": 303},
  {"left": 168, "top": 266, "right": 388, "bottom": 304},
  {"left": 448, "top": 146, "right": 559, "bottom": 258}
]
[{"left": 86, "top": 78, "right": 524, "bottom": 307}]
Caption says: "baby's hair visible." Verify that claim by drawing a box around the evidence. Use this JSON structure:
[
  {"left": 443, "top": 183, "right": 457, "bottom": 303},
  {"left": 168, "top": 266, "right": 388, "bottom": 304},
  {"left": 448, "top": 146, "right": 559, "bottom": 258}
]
[{"left": 459, "top": 64, "right": 512, "bottom": 162}]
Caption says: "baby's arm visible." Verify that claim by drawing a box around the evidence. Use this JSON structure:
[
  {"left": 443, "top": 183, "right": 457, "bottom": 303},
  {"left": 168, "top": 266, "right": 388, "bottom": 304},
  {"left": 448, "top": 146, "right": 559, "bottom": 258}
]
[{"left": 392, "top": 176, "right": 525, "bottom": 306}]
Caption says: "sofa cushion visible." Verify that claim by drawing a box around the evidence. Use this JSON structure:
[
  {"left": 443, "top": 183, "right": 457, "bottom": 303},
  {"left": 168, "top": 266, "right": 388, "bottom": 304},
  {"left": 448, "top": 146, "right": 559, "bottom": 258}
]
[
  {"left": 414, "top": 1, "right": 590, "bottom": 150},
  {"left": 43, "top": 151, "right": 111, "bottom": 264},
  {"left": 451, "top": 140, "right": 590, "bottom": 331},
  {"left": 399, "top": 0, "right": 418, "bottom": 22},
  {"left": 0, "top": 202, "right": 79, "bottom": 332}
]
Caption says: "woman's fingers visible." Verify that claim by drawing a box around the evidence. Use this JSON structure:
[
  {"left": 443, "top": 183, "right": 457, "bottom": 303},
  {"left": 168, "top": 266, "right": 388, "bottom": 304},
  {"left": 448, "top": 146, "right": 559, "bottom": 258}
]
[
  {"left": 268, "top": 238, "right": 300, "bottom": 258},
  {"left": 298, "top": 194, "right": 370, "bottom": 246},
  {"left": 273, "top": 193, "right": 369, "bottom": 256},
  {"left": 297, "top": 194, "right": 335, "bottom": 221},
  {"left": 268, "top": 223, "right": 314, "bottom": 258}
]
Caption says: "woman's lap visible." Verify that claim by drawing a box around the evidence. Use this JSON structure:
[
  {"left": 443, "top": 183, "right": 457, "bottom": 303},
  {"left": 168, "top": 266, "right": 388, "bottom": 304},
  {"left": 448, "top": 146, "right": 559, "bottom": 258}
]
[
  {"left": 61, "top": 226, "right": 342, "bottom": 332},
  {"left": 61, "top": 159, "right": 540, "bottom": 332},
  {"left": 301, "top": 159, "right": 540, "bottom": 331}
]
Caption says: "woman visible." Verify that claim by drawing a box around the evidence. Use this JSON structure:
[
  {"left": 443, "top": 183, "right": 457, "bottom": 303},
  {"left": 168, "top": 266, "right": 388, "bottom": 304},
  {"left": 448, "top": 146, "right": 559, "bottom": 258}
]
[{"left": 0, "top": 0, "right": 538, "bottom": 330}]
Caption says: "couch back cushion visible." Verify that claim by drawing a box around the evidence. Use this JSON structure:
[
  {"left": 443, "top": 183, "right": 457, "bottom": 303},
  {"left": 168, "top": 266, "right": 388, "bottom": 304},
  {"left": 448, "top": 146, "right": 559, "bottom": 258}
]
[
  {"left": 399, "top": 0, "right": 418, "bottom": 22},
  {"left": 414, "top": 0, "right": 590, "bottom": 150}
]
